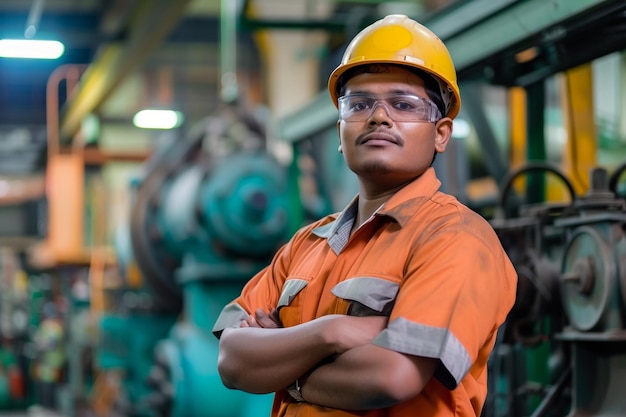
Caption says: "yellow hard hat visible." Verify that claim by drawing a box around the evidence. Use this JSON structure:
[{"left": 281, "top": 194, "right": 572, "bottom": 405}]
[{"left": 328, "top": 14, "right": 461, "bottom": 119}]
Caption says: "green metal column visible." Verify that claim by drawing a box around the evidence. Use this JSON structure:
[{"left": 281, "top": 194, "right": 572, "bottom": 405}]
[{"left": 526, "top": 81, "right": 546, "bottom": 204}]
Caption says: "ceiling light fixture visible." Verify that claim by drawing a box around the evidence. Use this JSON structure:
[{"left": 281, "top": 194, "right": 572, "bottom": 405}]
[
  {"left": 133, "top": 109, "right": 184, "bottom": 130},
  {"left": 0, "top": 39, "right": 64, "bottom": 59}
]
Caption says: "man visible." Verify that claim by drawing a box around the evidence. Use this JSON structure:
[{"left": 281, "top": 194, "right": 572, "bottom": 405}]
[{"left": 213, "top": 14, "right": 517, "bottom": 417}]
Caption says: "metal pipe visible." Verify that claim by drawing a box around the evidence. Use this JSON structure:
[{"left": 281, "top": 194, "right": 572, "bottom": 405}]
[
  {"left": 220, "top": 0, "right": 239, "bottom": 103},
  {"left": 25, "top": 0, "right": 45, "bottom": 38},
  {"left": 46, "top": 64, "right": 85, "bottom": 158}
]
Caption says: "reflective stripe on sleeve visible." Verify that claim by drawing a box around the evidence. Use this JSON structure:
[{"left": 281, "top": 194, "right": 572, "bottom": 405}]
[{"left": 372, "top": 317, "right": 471, "bottom": 389}]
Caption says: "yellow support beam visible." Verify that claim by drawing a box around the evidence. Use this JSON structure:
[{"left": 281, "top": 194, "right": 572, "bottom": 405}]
[
  {"left": 508, "top": 87, "right": 527, "bottom": 194},
  {"left": 59, "top": 0, "right": 193, "bottom": 143},
  {"left": 509, "top": 87, "right": 527, "bottom": 168},
  {"left": 560, "top": 63, "right": 598, "bottom": 195}
]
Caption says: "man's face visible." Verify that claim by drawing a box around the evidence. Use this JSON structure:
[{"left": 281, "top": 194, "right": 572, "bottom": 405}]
[{"left": 337, "top": 66, "right": 451, "bottom": 187}]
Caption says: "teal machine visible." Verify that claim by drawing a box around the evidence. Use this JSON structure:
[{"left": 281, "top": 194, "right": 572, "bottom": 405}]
[{"left": 104, "top": 104, "right": 290, "bottom": 417}]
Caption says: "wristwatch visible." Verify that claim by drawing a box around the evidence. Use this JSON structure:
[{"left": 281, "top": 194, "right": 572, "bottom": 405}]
[{"left": 287, "top": 378, "right": 305, "bottom": 402}]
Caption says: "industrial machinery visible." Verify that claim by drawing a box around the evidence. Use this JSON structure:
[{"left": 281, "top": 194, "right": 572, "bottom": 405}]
[
  {"left": 0, "top": 250, "right": 31, "bottom": 411},
  {"left": 486, "top": 163, "right": 626, "bottom": 417},
  {"left": 101, "top": 104, "right": 290, "bottom": 417}
]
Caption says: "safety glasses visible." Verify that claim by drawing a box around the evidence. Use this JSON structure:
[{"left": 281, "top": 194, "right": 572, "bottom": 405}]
[{"left": 338, "top": 93, "right": 441, "bottom": 123}]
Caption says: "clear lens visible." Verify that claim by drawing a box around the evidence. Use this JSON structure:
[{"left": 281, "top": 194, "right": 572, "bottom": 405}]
[{"left": 338, "top": 93, "right": 441, "bottom": 122}]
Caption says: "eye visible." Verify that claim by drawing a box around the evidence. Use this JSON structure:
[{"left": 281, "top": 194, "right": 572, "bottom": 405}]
[
  {"left": 350, "top": 99, "right": 371, "bottom": 112},
  {"left": 391, "top": 99, "right": 416, "bottom": 111},
  {"left": 391, "top": 95, "right": 429, "bottom": 112}
]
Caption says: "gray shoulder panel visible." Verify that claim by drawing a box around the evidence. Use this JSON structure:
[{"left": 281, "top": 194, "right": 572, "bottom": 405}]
[
  {"left": 212, "top": 303, "right": 249, "bottom": 338},
  {"left": 277, "top": 279, "right": 308, "bottom": 308},
  {"left": 332, "top": 277, "right": 399, "bottom": 312}
]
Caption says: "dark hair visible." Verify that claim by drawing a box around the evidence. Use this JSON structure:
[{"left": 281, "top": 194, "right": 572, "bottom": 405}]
[{"left": 336, "top": 64, "right": 445, "bottom": 117}]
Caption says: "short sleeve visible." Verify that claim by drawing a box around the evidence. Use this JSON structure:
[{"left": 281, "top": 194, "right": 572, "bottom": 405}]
[
  {"left": 211, "top": 241, "right": 292, "bottom": 337},
  {"left": 372, "top": 211, "right": 517, "bottom": 388}
]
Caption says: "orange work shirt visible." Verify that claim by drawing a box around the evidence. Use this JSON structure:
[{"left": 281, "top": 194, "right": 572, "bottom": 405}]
[{"left": 213, "top": 167, "right": 518, "bottom": 417}]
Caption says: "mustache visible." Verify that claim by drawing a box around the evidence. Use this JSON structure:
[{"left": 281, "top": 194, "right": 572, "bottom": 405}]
[{"left": 356, "top": 129, "right": 404, "bottom": 146}]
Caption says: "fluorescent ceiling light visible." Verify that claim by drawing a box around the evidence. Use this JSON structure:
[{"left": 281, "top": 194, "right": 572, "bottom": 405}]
[
  {"left": 133, "top": 109, "right": 184, "bottom": 129},
  {"left": 0, "top": 39, "right": 64, "bottom": 59}
]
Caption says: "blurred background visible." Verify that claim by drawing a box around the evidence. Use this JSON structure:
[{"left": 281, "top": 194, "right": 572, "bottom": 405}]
[{"left": 0, "top": 0, "right": 625, "bottom": 416}]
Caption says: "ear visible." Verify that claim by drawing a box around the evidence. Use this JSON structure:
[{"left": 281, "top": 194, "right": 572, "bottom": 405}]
[
  {"left": 336, "top": 119, "right": 342, "bottom": 151},
  {"left": 434, "top": 117, "right": 453, "bottom": 153}
]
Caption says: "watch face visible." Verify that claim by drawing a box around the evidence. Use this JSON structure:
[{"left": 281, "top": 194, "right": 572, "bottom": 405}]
[{"left": 287, "top": 383, "right": 305, "bottom": 402}]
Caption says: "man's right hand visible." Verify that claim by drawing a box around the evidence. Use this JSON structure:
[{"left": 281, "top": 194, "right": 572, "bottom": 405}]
[{"left": 240, "top": 308, "right": 282, "bottom": 328}]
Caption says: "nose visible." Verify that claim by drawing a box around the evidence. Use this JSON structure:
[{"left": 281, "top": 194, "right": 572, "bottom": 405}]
[{"left": 368, "top": 101, "right": 393, "bottom": 125}]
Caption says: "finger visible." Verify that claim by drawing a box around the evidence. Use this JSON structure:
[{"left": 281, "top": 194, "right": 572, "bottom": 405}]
[
  {"left": 255, "top": 309, "right": 280, "bottom": 328},
  {"left": 254, "top": 309, "right": 272, "bottom": 327},
  {"left": 269, "top": 309, "right": 282, "bottom": 324},
  {"left": 246, "top": 315, "right": 261, "bottom": 328}
]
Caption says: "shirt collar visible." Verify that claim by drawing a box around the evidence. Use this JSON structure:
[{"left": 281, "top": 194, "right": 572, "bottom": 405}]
[
  {"left": 312, "top": 167, "right": 441, "bottom": 238},
  {"left": 377, "top": 167, "right": 441, "bottom": 227},
  {"left": 312, "top": 195, "right": 358, "bottom": 239}
]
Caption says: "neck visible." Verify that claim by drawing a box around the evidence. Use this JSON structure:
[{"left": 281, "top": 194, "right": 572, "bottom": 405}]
[
  {"left": 353, "top": 185, "right": 401, "bottom": 231},
  {"left": 353, "top": 173, "right": 421, "bottom": 230}
]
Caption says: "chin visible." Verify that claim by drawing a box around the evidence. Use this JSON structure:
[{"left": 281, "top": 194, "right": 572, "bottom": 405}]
[{"left": 360, "top": 162, "right": 392, "bottom": 175}]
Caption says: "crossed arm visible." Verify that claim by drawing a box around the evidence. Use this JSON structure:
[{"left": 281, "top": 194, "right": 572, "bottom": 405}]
[{"left": 217, "top": 309, "right": 438, "bottom": 410}]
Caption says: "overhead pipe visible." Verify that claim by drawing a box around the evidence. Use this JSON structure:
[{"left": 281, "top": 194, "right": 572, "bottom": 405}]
[
  {"left": 98, "top": 0, "right": 142, "bottom": 38},
  {"left": 239, "top": 0, "right": 345, "bottom": 31},
  {"left": 220, "top": 0, "right": 240, "bottom": 103},
  {"left": 24, "top": 0, "right": 45, "bottom": 38}
]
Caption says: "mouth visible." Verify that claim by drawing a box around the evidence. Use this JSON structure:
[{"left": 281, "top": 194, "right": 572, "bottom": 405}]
[{"left": 359, "top": 132, "right": 401, "bottom": 146}]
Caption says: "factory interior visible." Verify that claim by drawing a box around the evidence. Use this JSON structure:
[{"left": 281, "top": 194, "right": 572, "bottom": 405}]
[{"left": 0, "top": 0, "right": 626, "bottom": 416}]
